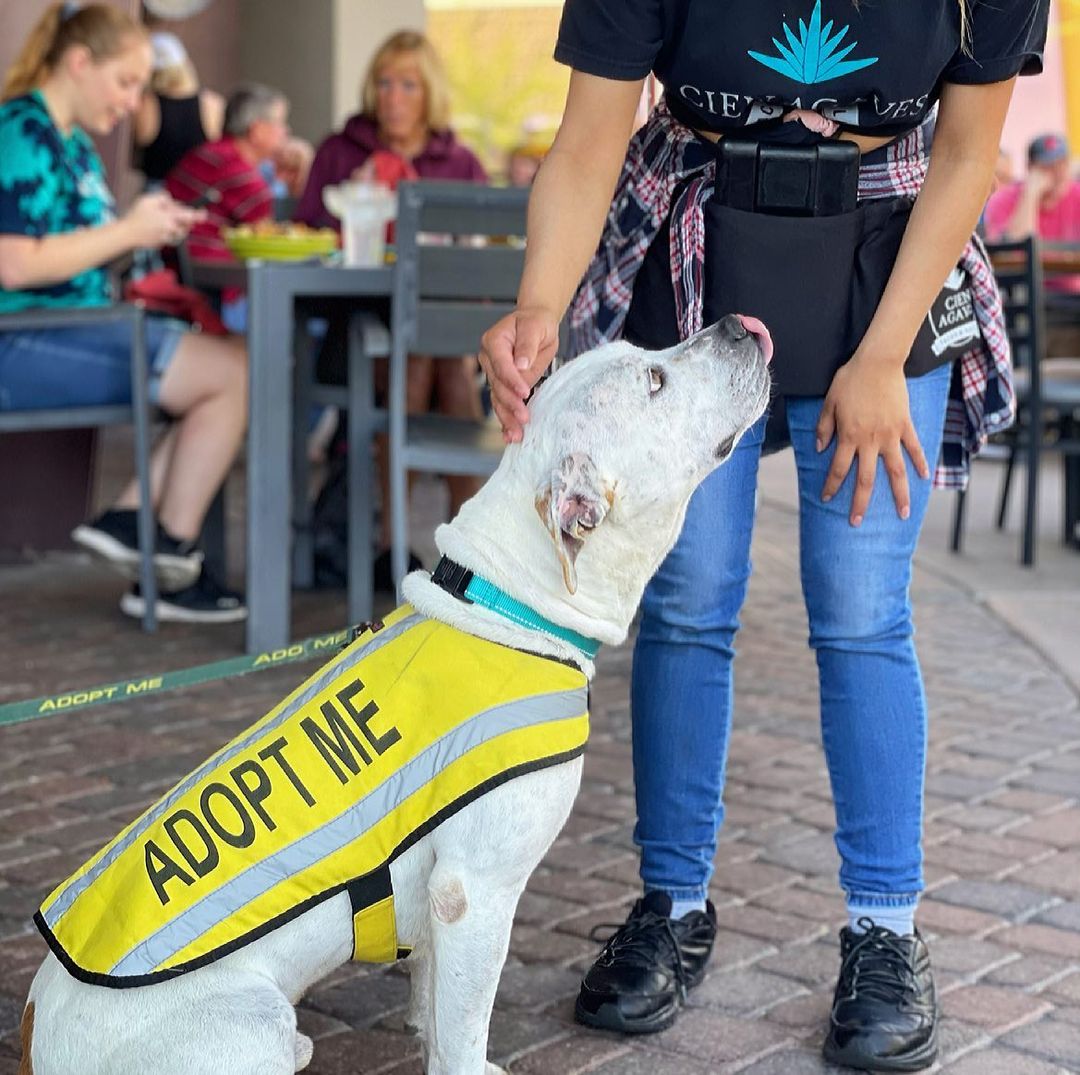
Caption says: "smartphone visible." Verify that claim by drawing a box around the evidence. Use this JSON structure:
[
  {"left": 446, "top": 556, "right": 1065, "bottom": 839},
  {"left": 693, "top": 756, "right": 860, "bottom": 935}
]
[{"left": 188, "top": 189, "right": 220, "bottom": 210}]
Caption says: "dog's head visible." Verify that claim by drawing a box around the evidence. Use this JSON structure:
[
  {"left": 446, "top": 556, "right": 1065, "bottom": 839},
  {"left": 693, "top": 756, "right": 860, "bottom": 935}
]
[
  {"left": 435, "top": 315, "right": 771, "bottom": 646},
  {"left": 525, "top": 315, "right": 772, "bottom": 596}
]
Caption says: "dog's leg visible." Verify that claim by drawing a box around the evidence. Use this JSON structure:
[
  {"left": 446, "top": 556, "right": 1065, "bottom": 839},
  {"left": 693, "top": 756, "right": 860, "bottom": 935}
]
[
  {"left": 425, "top": 869, "right": 517, "bottom": 1075},
  {"left": 294, "top": 1031, "right": 314, "bottom": 1071},
  {"left": 404, "top": 950, "right": 432, "bottom": 1040}
]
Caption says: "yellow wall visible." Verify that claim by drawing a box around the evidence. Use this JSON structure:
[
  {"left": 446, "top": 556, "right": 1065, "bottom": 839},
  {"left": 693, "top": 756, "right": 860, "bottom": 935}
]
[
  {"left": 1062, "top": 0, "right": 1080, "bottom": 160},
  {"left": 427, "top": 6, "right": 570, "bottom": 175}
]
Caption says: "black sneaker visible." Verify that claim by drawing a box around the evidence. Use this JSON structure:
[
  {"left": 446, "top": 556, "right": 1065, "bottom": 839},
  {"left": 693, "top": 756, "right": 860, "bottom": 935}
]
[
  {"left": 72, "top": 510, "right": 203, "bottom": 590},
  {"left": 372, "top": 548, "right": 423, "bottom": 593},
  {"left": 120, "top": 568, "right": 246, "bottom": 624},
  {"left": 575, "top": 891, "right": 717, "bottom": 1034},
  {"left": 824, "top": 919, "right": 938, "bottom": 1072}
]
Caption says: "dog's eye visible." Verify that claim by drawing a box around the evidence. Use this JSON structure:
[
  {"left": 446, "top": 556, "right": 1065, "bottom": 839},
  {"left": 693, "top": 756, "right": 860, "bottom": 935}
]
[
  {"left": 648, "top": 366, "right": 665, "bottom": 395},
  {"left": 715, "top": 434, "right": 736, "bottom": 460}
]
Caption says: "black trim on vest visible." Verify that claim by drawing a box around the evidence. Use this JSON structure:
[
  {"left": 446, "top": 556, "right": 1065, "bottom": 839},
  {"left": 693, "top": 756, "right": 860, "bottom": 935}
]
[{"left": 347, "top": 864, "right": 392, "bottom": 915}]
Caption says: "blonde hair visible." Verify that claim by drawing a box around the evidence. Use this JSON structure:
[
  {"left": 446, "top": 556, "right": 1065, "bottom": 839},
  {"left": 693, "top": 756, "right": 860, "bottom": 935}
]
[
  {"left": 3, "top": 2, "right": 145, "bottom": 101},
  {"left": 151, "top": 59, "right": 198, "bottom": 97},
  {"left": 360, "top": 30, "right": 451, "bottom": 134}
]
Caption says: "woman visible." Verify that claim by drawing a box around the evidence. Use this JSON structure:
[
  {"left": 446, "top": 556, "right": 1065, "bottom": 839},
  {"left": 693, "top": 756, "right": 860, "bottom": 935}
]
[
  {"left": 296, "top": 30, "right": 487, "bottom": 591},
  {"left": 0, "top": 2, "right": 247, "bottom": 625},
  {"left": 133, "top": 28, "right": 224, "bottom": 185},
  {"left": 480, "top": 0, "right": 1048, "bottom": 1069}
]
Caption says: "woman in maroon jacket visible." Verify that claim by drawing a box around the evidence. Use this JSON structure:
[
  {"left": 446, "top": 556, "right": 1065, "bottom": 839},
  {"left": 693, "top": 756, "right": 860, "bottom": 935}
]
[
  {"left": 295, "top": 31, "right": 486, "bottom": 228},
  {"left": 297, "top": 29, "right": 487, "bottom": 590}
]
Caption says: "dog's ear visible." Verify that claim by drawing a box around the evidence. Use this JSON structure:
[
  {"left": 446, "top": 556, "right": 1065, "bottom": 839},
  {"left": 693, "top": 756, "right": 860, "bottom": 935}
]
[{"left": 535, "top": 452, "right": 614, "bottom": 595}]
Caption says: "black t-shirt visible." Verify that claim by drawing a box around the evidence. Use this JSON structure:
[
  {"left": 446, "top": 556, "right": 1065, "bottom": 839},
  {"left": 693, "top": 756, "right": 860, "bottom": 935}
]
[{"left": 555, "top": 0, "right": 1049, "bottom": 137}]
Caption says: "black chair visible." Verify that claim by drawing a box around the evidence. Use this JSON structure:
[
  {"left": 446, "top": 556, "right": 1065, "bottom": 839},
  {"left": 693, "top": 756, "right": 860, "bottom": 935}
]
[
  {"left": 951, "top": 236, "right": 1080, "bottom": 564},
  {"left": 387, "top": 181, "right": 531, "bottom": 587},
  {"left": 0, "top": 305, "right": 159, "bottom": 629}
]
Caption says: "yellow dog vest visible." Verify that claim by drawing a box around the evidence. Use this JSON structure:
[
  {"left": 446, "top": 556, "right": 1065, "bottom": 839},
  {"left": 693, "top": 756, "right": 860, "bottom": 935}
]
[{"left": 36, "top": 606, "right": 589, "bottom": 987}]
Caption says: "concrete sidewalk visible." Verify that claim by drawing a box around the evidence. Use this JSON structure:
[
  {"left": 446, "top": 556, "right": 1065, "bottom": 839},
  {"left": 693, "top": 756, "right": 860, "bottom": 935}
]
[{"left": 0, "top": 446, "right": 1078, "bottom": 1073}]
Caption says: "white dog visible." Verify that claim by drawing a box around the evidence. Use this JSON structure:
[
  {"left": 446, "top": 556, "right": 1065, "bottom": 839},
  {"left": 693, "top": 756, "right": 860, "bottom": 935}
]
[{"left": 21, "top": 315, "right": 772, "bottom": 1075}]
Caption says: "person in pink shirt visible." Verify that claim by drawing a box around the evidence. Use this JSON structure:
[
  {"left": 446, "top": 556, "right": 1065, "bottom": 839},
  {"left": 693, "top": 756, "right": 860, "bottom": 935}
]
[{"left": 984, "top": 132, "right": 1080, "bottom": 356}]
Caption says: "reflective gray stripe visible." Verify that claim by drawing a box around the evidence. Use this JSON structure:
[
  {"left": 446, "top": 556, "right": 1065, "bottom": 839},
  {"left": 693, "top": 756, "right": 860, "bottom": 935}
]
[
  {"left": 42, "top": 613, "right": 425, "bottom": 927},
  {"left": 109, "top": 686, "right": 587, "bottom": 976}
]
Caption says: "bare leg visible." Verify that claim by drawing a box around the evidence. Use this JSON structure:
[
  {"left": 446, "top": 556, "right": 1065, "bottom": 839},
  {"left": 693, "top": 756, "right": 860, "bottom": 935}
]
[
  {"left": 149, "top": 334, "right": 247, "bottom": 541},
  {"left": 113, "top": 425, "right": 178, "bottom": 514}
]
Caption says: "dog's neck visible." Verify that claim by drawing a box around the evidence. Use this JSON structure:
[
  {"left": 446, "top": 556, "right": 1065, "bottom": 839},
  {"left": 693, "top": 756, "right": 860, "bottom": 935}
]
[
  {"left": 402, "top": 451, "right": 681, "bottom": 677},
  {"left": 402, "top": 571, "right": 596, "bottom": 677}
]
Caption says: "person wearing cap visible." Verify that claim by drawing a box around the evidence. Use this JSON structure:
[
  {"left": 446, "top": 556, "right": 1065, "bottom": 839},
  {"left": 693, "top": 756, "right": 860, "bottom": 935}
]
[
  {"left": 986, "top": 134, "right": 1079, "bottom": 247},
  {"left": 133, "top": 27, "right": 224, "bottom": 185},
  {"left": 985, "top": 132, "right": 1080, "bottom": 355}
]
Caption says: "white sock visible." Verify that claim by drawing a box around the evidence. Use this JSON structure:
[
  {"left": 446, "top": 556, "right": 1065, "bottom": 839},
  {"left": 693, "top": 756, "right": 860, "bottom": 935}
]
[
  {"left": 847, "top": 907, "right": 916, "bottom": 937},
  {"left": 670, "top": 897, "right": 707, "bottom": 920}
]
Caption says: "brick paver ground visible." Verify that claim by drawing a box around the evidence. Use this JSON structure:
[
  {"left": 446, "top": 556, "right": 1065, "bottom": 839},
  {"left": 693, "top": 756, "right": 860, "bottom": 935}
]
[{"left": 1, "top": 466, "right": 1078, "bottom": 1074}]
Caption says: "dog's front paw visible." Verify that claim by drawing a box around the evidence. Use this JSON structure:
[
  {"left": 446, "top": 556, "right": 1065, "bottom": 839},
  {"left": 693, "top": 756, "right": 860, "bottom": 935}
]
[
  {"left": 295, "top": 1031, "right": 314, "bottom": 1070},
  {"left": 484, "top": 1063, "right": 508, "bottom": 1075}
]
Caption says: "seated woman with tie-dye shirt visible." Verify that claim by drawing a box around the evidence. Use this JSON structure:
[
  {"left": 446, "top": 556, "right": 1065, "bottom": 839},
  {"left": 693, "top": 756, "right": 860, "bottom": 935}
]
[{"left": 0, "top": 2, "right": 247, "bottom": 624}]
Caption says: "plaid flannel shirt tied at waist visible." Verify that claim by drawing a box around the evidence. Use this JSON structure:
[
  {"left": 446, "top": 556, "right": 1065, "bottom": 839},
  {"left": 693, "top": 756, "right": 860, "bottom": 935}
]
[{"left": 566, "top": 101, "right": 1014, "bottom": 490}]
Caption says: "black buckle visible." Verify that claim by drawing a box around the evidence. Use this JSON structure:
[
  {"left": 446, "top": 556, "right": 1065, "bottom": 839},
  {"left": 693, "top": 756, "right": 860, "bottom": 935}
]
[{"left": 430, "top": 556, "right": 474, "bottom": 603}]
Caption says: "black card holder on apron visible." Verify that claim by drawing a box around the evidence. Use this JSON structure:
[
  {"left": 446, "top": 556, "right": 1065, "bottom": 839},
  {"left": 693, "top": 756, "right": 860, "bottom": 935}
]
[{"left": 702, "top": 193, "right": 915, "bottom": 397}]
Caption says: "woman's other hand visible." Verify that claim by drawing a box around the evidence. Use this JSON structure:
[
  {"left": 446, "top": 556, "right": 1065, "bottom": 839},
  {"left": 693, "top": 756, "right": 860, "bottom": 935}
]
[
  {"left": 479, "top": 306, "right": 561, "bottom": 442},
  {"left": 816, "top": 355, "right": 930, "bottom": 526},
  {"left": 122, "top": 192, "right": 205, "bottom": 249}
]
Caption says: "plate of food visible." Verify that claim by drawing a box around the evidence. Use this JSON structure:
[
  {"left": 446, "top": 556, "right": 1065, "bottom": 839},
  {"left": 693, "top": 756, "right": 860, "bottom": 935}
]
[{"left": 223, "top": 222, "right": 339, "bottom": 261}]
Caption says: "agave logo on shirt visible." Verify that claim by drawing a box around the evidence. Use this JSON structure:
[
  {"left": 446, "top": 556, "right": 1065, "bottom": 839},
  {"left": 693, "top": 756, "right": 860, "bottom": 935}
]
[{"left": 748, "top": 0, "right": 878, "bottom": 84}]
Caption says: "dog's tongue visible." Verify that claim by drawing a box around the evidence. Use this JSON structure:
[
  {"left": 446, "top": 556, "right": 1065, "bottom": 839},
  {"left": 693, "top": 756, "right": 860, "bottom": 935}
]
[{"left": 735, "top": 314, "right": 773, "bottom": 365}]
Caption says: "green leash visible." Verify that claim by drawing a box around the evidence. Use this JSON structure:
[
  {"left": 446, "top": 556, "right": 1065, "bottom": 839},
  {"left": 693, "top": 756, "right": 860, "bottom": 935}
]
[{"left": 0, "top": 627, "right": 357, "bottom": 729}]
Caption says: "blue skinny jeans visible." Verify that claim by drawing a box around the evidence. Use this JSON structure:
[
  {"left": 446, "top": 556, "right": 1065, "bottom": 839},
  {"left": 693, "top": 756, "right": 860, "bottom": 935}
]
[{"left": 631, "top": 362, "right": 952, "bottom": 916}]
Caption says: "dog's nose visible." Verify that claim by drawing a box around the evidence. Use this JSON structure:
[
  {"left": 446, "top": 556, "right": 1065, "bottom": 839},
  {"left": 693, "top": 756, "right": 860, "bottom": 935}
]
[
  {"left": 721, "top": 313, "right": 773, "bottom": 367},
  {"left": 718, "top": 314, "right": 748, "bottom": 342}
]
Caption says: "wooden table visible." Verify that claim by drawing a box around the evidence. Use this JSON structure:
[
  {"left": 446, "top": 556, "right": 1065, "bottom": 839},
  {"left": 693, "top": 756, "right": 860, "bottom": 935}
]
[
  {"left": 988, "top": 244, "right": 1080, "bottom": 275},
  {"left": 1043, "top": 246, "right": 1080, "bottom": 275},
  {"left": 190, "top": 258, "right": 392, "bottom": 652}
]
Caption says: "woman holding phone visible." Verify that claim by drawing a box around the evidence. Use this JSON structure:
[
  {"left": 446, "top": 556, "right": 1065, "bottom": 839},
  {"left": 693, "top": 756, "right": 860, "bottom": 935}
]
[{"left": 0, "top": 2, "right": 248, "bottom": 624}]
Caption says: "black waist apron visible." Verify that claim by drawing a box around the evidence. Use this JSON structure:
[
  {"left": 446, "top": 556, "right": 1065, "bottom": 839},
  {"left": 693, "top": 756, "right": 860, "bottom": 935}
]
[{"left": 625, "top": 160, "right": 977, "bottom": 400}]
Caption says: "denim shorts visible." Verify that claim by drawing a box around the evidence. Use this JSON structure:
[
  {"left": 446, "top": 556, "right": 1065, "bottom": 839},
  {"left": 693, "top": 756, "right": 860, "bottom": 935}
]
[{"left": 0, "top": 313, "right": 187, "bottom": 411}]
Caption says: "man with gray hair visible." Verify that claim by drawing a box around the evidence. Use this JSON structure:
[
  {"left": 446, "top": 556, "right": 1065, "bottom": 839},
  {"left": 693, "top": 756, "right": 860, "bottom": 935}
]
[
  {"left": 165, "top": 83, "right": 291, "bottom": 329},
  {"left": 165, "top": 83, "right": 290, "bottom": 258}
]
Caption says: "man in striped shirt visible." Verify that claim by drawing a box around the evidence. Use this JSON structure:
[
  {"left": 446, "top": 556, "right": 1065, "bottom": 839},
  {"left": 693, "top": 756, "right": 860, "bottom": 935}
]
[
  {"left": 165, "top": 83, "right": 289, "bottom": 327},
  {"left": 166, "top": 82, "right": 290, "bottom": 262}
]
